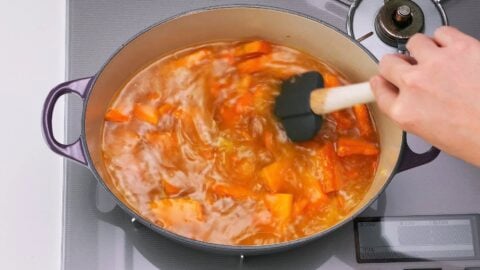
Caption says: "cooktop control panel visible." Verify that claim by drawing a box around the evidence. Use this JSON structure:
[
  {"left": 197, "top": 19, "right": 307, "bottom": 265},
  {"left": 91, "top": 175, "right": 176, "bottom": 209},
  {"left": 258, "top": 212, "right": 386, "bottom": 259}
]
[{"left": 355, "top": 215, "right": 480, "bottom": 263}]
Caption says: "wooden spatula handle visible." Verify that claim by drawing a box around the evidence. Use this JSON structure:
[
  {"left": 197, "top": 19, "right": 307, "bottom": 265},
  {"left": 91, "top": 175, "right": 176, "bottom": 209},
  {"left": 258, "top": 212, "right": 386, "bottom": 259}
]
[{"left": 310, "top": 82, "right": 374, "bottom": 114}]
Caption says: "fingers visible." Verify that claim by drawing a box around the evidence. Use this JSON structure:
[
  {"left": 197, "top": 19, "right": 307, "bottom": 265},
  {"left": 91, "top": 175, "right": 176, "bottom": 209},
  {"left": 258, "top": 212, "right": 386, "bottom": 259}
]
[
  {"left": 406, "top": 33, "right": 440, "bottom": 60},
  {"left": 394, "top": 54, "right": 418, "bottom": 65},
  {"left": 370, "top": 75, "right": 398, "bottom": 116},
  {"left": 379, "top": 54, "right": 412, "bottom": 87},
  {"left": 434, "top": 26, "right": 472, "bottom": 47}
]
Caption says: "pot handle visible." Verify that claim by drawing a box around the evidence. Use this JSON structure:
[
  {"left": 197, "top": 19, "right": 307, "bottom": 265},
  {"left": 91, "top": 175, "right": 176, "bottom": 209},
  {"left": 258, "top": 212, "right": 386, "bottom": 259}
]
[
  {"left": 396, "top": 132, "right": 441, "bottom": 173},
  {"left": 41, "top": 77, "right": 93, "bottom": 166}
]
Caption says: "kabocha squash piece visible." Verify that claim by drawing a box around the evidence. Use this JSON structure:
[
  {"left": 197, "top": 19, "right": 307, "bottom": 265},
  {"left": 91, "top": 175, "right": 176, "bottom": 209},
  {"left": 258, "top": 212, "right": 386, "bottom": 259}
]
[
  {"left": 261, "top": 160, "right": 289, "bottom": 193},
  {"left": 150, "top": 198, "right": 204, "bottom": 226},
  {"left": 265, "top": 193, "right": 293, "bottom": 223}
]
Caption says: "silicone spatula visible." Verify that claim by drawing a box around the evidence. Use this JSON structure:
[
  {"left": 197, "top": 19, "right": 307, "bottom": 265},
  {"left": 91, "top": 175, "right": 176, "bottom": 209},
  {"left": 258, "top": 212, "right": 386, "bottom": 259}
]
[{"left": 274, "top": 71, "right": 374, "bottom": 142}]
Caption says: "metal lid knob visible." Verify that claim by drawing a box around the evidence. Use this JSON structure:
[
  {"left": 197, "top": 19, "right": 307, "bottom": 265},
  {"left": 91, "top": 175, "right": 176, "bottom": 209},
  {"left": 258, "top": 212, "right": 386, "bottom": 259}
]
[
  {"left": 394, "top": 5, "right": 412, "bottom": 27},
  {"left": 375, "top": 0, "right": 424, "bottom": 47}
]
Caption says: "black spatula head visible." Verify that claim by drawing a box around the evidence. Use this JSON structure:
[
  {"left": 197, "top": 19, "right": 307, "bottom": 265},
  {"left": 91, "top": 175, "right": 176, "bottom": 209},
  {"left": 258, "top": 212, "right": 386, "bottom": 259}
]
[{"left": 274, "top": 71, "right": 324, "bottom": 142}]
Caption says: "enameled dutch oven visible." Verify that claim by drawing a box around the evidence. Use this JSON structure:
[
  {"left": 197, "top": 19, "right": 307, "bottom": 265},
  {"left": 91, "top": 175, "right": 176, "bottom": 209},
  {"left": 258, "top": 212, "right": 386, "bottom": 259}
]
[{"left": 42, "top": 6, "right": 439, "bottom": 255}]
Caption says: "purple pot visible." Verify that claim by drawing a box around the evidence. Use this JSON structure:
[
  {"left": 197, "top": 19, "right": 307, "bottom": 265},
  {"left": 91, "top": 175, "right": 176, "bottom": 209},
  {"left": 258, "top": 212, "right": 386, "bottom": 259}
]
[{"left": 42, "top": 6, "right": 439, "bottom": 254}]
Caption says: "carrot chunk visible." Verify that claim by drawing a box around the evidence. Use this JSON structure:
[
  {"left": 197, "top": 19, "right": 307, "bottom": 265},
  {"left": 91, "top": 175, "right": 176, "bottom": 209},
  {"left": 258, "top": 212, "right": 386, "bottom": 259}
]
[
  {"left": 133, "top": 103, "right": 158, "bottom": 125},
  {"left": 236, "top": 40, "right": 272, "bottom": 56},
  {"left": 263, "top": 131, "right": 274, "bottom": 152},
  {"left": 184, "top": 49, "right": 210, "bottom": 67},
  {"left": 265, "top": 193, "right": 293, "bottom": 222},
  {"left": 146, "top": 91, "right": 161, "bottom": 101},
  {"left": 353, "top": 104, "right": 373, "bottom": 136},
  {"left": 105, "top": 108, "right": 129, "bottom": 122},
  {"left": 157, "top": 103, "right": 174, "bottom": 116},
  {"left": 260, "top": 161, "right": 288, "bottom": 192},
  {"left": 317, "top": 143, "right": 344, "bottom": 193},
  {"left": 234, "top": 92, "right": 254, "bottom": 113},
  {"left": 330, "top": 111, "right": 354, "bottom": 130},
  {"left": 237, "top": 56, "right": 266, "bottom": 74},
  {"left": 336, "top": 192, "right": 346, "bottom": 211},
  {"left": 211, "top": 182, "right": 250, "bottom": 200},
  {"left": 336, "top": 137, "right": 379, "bottom": 157},
  {"left": 163, "top": 180, "right": 181, "bottom": 195},
  {"left": 209, "top": 79, "right": 223, "bottom": 97},
  {"left": 323, "top": 72, "right": 341, "bottom": 88},
  {"left": 237, "top": 75, "right": 252, "bottom": 94},
  {"left": 292, "top": 198, "right": 309, "bottom": 217},
  {"left": 218, "top": 105, "right": 240, "bottom": 128},
  {"left": 224, "top": 51, "right": 236, "bottom": 65}
]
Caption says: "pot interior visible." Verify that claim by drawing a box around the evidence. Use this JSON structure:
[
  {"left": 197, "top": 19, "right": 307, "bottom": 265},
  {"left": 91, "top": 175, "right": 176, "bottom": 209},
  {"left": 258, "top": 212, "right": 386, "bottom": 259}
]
[{"left": 84, "top": 6, "right": 403, "bottom": 242}]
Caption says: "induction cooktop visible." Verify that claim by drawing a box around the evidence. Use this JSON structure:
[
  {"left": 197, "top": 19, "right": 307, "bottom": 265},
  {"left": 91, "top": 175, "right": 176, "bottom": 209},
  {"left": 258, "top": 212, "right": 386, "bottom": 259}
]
[{"left": 63, "top": 1, "right": 480, "bottom": 269}]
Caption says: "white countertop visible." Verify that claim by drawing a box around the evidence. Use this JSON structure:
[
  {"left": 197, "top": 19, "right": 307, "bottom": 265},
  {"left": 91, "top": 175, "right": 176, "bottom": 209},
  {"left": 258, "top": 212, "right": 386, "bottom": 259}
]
[{"left": 0, "top": 1, "right": 65, "bottom": 269}]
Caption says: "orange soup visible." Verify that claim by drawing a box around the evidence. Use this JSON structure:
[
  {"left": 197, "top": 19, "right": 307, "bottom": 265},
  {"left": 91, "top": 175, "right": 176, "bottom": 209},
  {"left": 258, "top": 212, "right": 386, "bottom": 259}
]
[{"left": 102, "top": 40, "right": 379, "bottom": 245}]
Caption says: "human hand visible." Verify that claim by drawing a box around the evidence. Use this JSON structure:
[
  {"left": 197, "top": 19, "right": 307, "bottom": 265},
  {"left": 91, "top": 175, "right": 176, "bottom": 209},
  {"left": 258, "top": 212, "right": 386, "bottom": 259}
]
[{"left": 370, "top": 26, "right": 480, "bottom": 166}]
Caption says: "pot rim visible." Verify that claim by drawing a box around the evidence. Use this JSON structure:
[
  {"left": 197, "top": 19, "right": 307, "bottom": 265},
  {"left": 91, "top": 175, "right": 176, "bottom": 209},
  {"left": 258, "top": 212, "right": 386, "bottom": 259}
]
[{"left": 80, "top": 4, "right": 404, "bottom": 253}]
